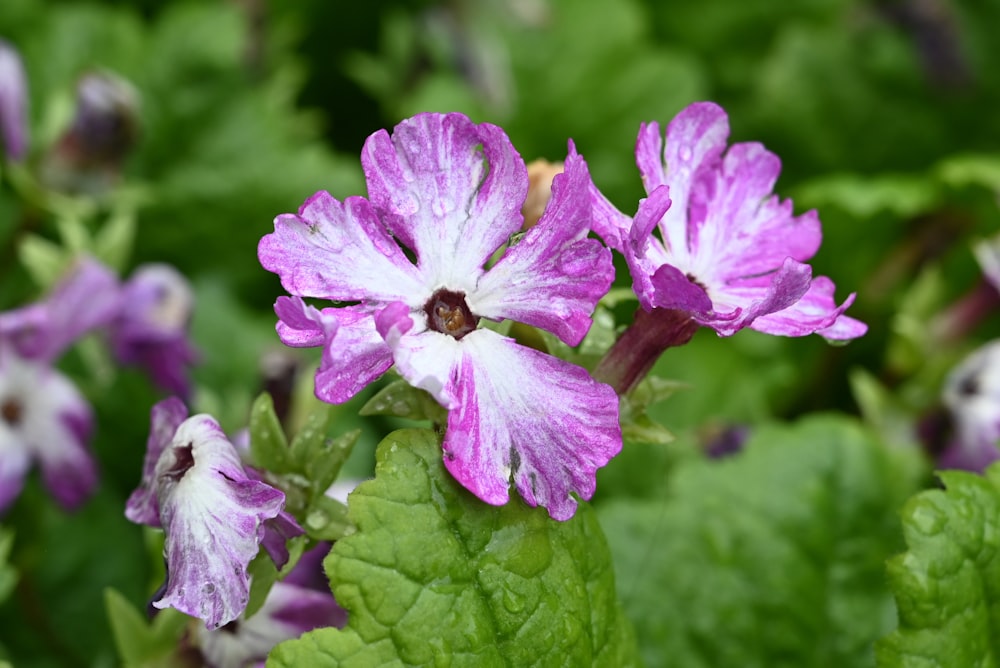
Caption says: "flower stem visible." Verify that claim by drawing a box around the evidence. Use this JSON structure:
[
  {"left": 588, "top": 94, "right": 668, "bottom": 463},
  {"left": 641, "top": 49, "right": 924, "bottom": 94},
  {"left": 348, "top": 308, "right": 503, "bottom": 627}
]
[{"left": 593, "top": 307, "right": 699, "bottom": 395}]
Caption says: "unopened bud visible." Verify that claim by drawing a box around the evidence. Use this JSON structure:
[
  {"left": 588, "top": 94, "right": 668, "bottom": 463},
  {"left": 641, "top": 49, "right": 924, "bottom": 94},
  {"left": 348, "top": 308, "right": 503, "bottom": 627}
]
[{"left": 521, "top": 158, "right": 564, "bottom": 229}]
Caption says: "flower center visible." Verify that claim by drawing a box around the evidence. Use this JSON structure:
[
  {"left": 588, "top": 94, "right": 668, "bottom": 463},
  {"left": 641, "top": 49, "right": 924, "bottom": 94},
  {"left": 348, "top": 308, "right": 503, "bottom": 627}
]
[
  {"left": 1, "top": 397, "right": 23, "bottom": 426},
  {"left": 424, "top": 289, "right": 479, "bottom": 340},
  {"left": 685, "top": 272, "right": 708, "bottom": 291},
  {"left": 161, "top": 443, "right": 195, "bottom": 482}
]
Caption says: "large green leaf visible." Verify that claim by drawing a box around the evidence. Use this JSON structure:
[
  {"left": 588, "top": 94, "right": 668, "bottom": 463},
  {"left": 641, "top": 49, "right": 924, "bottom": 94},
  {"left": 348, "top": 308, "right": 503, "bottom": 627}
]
[
  {"left": 268, "top": 429, "right": 639, "bottom": 667},
  {"left": 877, "top": 466, "right": 1000, "bottom": 668},
  {"left": 599, "top": 415, "right": 926, "bottom": 668}
]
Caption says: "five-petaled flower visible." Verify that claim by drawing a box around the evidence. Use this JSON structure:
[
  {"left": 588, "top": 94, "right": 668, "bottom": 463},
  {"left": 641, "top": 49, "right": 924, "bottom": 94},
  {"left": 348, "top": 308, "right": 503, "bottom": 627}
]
[
  {"left": 126, "top": 397, "right": 301, "bottom": 629},
  {"left": 0, "top": 258, "right": 120, "bottom": 512},
  {"left": 259, "top": 112, "right": 620, "bottom": 521},
  {"left": 591, "top": 101, "right": 866, "bottom": 340}
]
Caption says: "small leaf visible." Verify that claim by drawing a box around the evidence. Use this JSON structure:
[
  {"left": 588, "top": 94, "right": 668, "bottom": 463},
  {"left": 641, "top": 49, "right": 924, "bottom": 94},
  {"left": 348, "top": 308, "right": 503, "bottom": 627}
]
[
  {"left": 359, "top": 378, "right": 446, "bottom": 423},
  {"left": 18, "top": 234, "right": 69, "bottom": 289},
  {"left": 104, "top": 587, "right": 189, "bottom": 666},
  {"left": 268, "top": 429, "right": 639, "bottom": 667},
  {"left": 94, "top": 207, "right": 137, "bottom": 272},
  {"left": 302, "top": 429, "right": 361, "bottom": 498},
  {"left": 301, "top": 494, "right": 351, "bottom": 542},
  {"left": 0, "top": 528, "right": 17, "bottom": 605},
  {"left": 876, "top": 465, "right": 1000, "bottom": 668},
  {"left": 249, "top": 393, "right": 292, "bottom": 474}
]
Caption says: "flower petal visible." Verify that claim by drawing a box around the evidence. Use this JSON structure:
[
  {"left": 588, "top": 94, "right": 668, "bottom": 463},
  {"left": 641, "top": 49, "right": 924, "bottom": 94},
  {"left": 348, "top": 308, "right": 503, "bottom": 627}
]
[
  {"left": 653, "top": 103, "right": 729, "bottom": 266},
  {"left": 377, "top": 304, "right": 462, "bottom": 410},
  {"left": 623, "top": 185, "right": 674, "bottom": 311},
  {"left": 473, "top": 144, "right": 614, "bottom": 345},
  {"left": 126, "top": 397, "right": 189, "bottom": 527},
  {"left": 443, "top": 329, "right": 621, "bottom": 521},
  {"left": 31, "top": 369, "right": 98, "bottom": 510},
  {"left": 362, "top": 112, "right": 528, "bottom": 287},
  {"left": 587, "top": 181, "right": 632, "bottom": 252},
  {"left": 0, "top": 427, "right": 30, "bottom": 513},
  {"left": 0, "top": 39, "right": 28, "bottom": 160},
  {"left": 688, "top": 142, "right": 821, "bottom": 283},
  {"left": 259, "top": 191, "right": 423, "bottom": 304},
  {"left": 748, "top": 276, "right": 866, "bottom": 339}
]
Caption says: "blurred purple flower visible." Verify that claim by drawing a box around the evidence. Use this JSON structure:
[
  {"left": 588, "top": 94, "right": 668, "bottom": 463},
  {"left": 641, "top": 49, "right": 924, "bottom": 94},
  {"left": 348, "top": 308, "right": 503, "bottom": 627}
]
[
  {"left": 110, "top": 263, "right": 198, "bottom": 398},
  {"left": 0, "top": 258, "right": 120, "bottom": 512},
  {"left": 194, "top": 542, "right": 346, "bottom": 668},
  {"left": 126, "top": 398, "right": 300, "bottom": 629},
  {"left": 938, "top": 340, "right": 1000, "bottom": 472},
  {"left": 591, "top": 101, "right": 866, "bottom": 340},
  {"left": 0, "top": 38, "right": 28, "bottom": 160},
  {"left": 259, "top": 112, "right": 620, "bottom": 521}
]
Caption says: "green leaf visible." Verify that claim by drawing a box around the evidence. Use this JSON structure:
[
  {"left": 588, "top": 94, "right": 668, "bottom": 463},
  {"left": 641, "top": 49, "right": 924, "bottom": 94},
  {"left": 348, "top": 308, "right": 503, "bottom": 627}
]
[
  {"left": 17, "top": 234, "right": 69, "bottom": 289},
  {"left": 249, "top": 393, "right": 292, "bottom": 474},
  {"left": 876, "top": 466, "right": 1000, "bottom": 668},
  {"left": 301, "top": 494, "right": 352, "bottom": 542},
  {"left": 599, "top": 415, "right": 926, "bottom": 668},
  {"left": 93, "top": 207, "right": 137, "bottom": 272},
  {"left": 104, "top": 587, "right": 189, "bottom": 667},
  {"left": 0, "top": 529, "right": 16, "bottom": 606},
  {"left": 268, "top": 429, "right": 639, "bottom": 667},
  {"left": 246, "top": 535, "right": 308, "bottom": 619},
  {"left": 358, "top": 378, "right": 446, "bottom": 423}
]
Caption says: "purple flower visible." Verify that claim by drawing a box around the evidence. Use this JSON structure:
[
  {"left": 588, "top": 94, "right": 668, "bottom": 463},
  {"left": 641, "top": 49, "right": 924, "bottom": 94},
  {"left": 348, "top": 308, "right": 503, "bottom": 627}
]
[
  {"left": 939, "top": 340, "right": 1000, "bottom": 472},
  {"left": 591, "top": 101, "right": 866, "bottom": 340},
  {"left": 194, "top": 543, "right": 346, "bottom": 668},
  {"left": 110, "top": 263, "right": 198, "bottom": 398},
  {"left": 0, "top": 258, "right": 120, "bottom": 512},
  {"left": 0, "top": 39, "right": 28, "bottom": 160},
  {"left": 126, "top": 398, "right": 296, "bottom": 629},
  {"left": 259, "top": 112, "right": 620, "bottom": 521}
]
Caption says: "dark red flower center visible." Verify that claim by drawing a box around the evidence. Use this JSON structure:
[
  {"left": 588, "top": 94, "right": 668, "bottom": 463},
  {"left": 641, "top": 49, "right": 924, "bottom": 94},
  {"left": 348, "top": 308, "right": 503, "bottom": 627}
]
[
  {"left": 424, "top": 289, "right": 479, "bottom": 340},
  {"left": 1, "top": 397, "right": 22, "bottom": 426},
  {"left": 161, "top": 443, "right": 195, "bottom": 482}
]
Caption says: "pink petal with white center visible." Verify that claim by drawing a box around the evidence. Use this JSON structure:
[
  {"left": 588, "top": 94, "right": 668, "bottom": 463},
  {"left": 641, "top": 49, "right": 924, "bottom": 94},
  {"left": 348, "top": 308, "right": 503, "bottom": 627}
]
[
  {"left": 154, "top": 415, "right": 286, "bottom": 629},
  {"left": 361, "top": 112, "right": 528, "bottom": 286},
  {"left": 274, "top": 297, "right": 393, "bottom": 404},
  {"left": 749, "top": 276, "right": 866, "bottom": 339},
  {"left": 688, "top": 142, "right": 821, "bottom": 283},
  {"left": 442, "top": 329, "right": 621, "bottom": 521},
  {"left": 376, "top": 302, "right": 462, "bottom": 410},
  {"left": 126, "top": 396, "right": 189, "bottom": 527},
  {"left": 258, "top": 191, "right": 423, "bottom": 304},
  {"left": 474, "top": 144, "right": 614, "bottom": 346},
  {"left": 646, "top": 104, "right": 729, "bottom": 266}
]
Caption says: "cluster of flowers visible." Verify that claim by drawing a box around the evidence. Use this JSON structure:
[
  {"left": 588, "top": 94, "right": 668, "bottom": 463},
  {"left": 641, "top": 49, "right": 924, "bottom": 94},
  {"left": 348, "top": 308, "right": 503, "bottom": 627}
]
[
  {"left": 258, "top": 104, "right": 866, "bottom": 524},
  {"left": 0, "top": 257, "right": 196, "bottom": 513}
]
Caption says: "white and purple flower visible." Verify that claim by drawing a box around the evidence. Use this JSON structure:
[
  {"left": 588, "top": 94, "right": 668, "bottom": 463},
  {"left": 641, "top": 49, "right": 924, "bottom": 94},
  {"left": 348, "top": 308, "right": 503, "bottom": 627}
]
[
  {"left": 126, "top": 398, "right": 300, "bottom": 629},
  {"left": 259, "top": 112, "right": 620, "bottom": 521},
  {"left": 938, "top": 340, "right": 1000, "bottom": 472},
  {"left": 0, "top": 258, "right": 120, "bottom": 512},
  {"left": 110, "top": 263, "right": 199, "bottom": 398},
  {"left": 591, "top": 101, "right": 866, "bottom": 340}
]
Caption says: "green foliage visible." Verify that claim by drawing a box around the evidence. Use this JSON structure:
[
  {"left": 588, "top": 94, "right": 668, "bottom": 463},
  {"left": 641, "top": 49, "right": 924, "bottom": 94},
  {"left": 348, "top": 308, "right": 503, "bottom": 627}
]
[
  {"left": 268, "top": 429, "right": 640, "bottom": 667},
  {"left": 877, "top": 466, "right": 1000, "bottom": 668},
  {"left": 0, "top": 529, "right": 16, "bottom": 607},
  {"left": 105, "top": 588, "right": 189, "bottom": 668},
  {"left": 248, "top": 392, "right": 359, "bottom": 542},
  {"left": 599, "top": 415, "right": 927, "bottom": 668}
]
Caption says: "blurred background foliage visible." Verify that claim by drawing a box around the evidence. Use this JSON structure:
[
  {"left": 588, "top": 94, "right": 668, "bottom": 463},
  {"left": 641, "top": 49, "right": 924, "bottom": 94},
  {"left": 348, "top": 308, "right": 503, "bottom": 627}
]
[{"left": 1, "top": 0, "right": 1000, "bottom": 665}]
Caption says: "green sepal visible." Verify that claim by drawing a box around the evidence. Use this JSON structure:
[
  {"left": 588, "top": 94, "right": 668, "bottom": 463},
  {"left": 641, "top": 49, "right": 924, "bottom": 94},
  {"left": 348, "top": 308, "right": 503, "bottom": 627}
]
[{"left": 0, "top": 528, "right": 17, "bottom": 606}]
